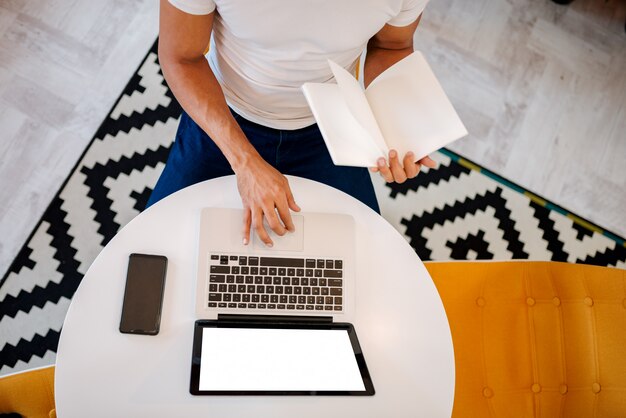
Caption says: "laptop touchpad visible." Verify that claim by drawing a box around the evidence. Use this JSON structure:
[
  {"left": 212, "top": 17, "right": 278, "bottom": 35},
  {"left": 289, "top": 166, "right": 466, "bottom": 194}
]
[{"left": 253, "top": 214, "right": 304, "bottom": 252}]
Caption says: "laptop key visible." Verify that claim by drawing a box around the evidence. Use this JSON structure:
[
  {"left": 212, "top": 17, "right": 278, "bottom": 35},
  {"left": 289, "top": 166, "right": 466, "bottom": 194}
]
[
  {"left": 236, "top": 275, "right": 244, "bottom": 283},
  {"left": 210, "top": 266, "right": 229, "bottom": 274},
  {"left": 261, "top": 295, "right": 269, "bottom": 303},
  {"left": 315, "top": 269, "right": 322, "bottom": 277},
  {"left": 250, "top": 267, "right": 259, "bottom": 275},
  {"left": 325, "top": 260, "right": 333, "bottom": 269},
  {"left": 242, "top": 267, "right": 250, "bottom": 275},
  {"left": 218, "top": 302, "right": 227, "bottom": 308},
  {"left": 315, "top": 306, "right": 324, "bottom": 311},
  {"left": 275, "top": 286, "right": 283, "bottom": 294},
  {"left": 278, "top": 268, "right": 286, "bottom": 276},
  {"left": 258, "top": 304, "right": 266, "bottom": 309},
  {"left": 317, "top": 259, "right": 324, "bottom": 268},
  {"left": 287, "top": 304, "right": 295, "bottom": 310},
  {"left": 220, "top": 256, "right": 228, "bottom": 265},
  {"left": 228, "top": 303, "right": 237, "bottom": 308},
  {"left": 280, "top": 295, "right": 288, "bottom": 303},
  {"left": 282, "top": 277, "right": 290, "bottom": 285},
  {"left": 306, "top": 305, "right": 314, "bottom": 310},
  {"left": 248, "top": 303, "right": 257, "bottom": 308},
  {"left": 312, "top": 287, "right": 320, "bottom": 295},
  {"left": 285, "top": 286, "right": 293, "bottom": 294},
  {"left": 270, "top": 295, "right": 278, "bottom": 303},
  {"left": 226, "top": 275, "right": 235, "bottom": 283},
  {"left": 277, "top": 304, "right": 286, "bottom": 309},
  {"left": 238, "top": 303, "right": 246, "bottom": 309},
  {"left": 252, "top": 295, "right": 260, "bottom": 302},
  {"left": 219, "top": 284, "right": 227, "bottom": 292},
  {"left": 307, "top": 296, "right": 315, "bottom": 304},
  {"left": 208, "top": 293, "right": 221, "bottom": 301},
  {"left": 208, "top": 302, "right": 217, "bottom": 308},
  {"left": 335, "top": 297, "right": 342, "bottom": 305},
  {"left": 289, "top": 296, "right": 297, "bottom": 304},
  {"left": 232, "top": 266, "right": 240, "bottom": 275},
  {"left": 209, "top": 284, "right": 217, "bottom": 292},
  {"left": 320, "top": 279, "right": 327, "bottom": 286},
  {"left": 321, "top": 288, "right": 329, "bottom": 295},
  {"left": 248, "top": 257, "right": 259, "bottom": 266},
  {"left": 247, "top": 285, "right": 255, "bottom": 293},
  {"left": 298, "top": 296, "right": 306, "bottom": 304},
  {"left": 260, "top": 257, "right": 304, "bottom": 267},
  {"left": 325, "top": 297, "right": 334, "bottom": 304},
  {"left": 296, "top": 305, "right": 305, "bottom": 310},
  {"left": 211, "top": 255, "right": 219, "bottom": 260},
  {"left": 230, "top": 255, "right": 238, "bottom": 261},
  {"left": 297, "top": 268, "right": 304, "bottom": 276},
  {"left": 267, "top": 304, "right": 276, "bottom": 309},
  {"left": 328, "top": 279, "right": 342, "bottom": 287},
  {"left": 238, "top": 285, "right": 246, "bottom": 293},
  {"left": 223, "top": 294, "right": 232, "bottom": 302},
  {"left": 228, "top": 284, "right": 236, "bottom": 293},
  {"left": 233, "top": 294, "right": 241, "bottom": 302},
  {"left": 324, "top": 306, "right": 333, "bottom": 311},
  {"left": 335, "top": 260, "right": 343, "bottom": 269},
  {"left": 264, "top": 277, "right": 272, "bottom": 284},
  {"left": 305, "top": 259, "right": 316, "bottom": 268},
  {"left": 334, "top": 306, "right": 342, "bottom": 311},
  {"left": 330, "top": 288, "right": 342, "bottom": 296},
  {"left": 324, "top": 270, "right": 342, "bottom": 278},
  {"left": 239, "top": 256, "right": 247, "bottom": 266},
  {"left": 273, "top": 277, "right": 281, "bottom": 285},
  {"left": 303, "top": 287, "right": 311, "bottom": 295},
  {"left": 245, "top": 276, "right": 253, "bottom": 283},
  {"left": 243, "top": 294, "right": 251, "bottom": 302},
  {"left": 260, "top": 267, "right": 268, "bottom": 275},
  {"left": 255, "top": 276, "right": 263, "bottom": 284},
  {"left": 210, "top": 275, "right": 221, "bottom": 284},
  {"left": 305, "top": 269, "right": 313, "bottom": 277},
  {"left": 266, "top": 286, "right": 274, "bottom": 294},
  {"left": 316, "top": 296, "right": 324, "bottom": 304}
]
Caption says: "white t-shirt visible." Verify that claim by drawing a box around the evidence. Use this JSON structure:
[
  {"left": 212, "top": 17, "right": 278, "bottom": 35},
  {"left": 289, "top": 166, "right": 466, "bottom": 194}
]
[{"left": 168, "top": 0, "right": 429, "bottom": 129}]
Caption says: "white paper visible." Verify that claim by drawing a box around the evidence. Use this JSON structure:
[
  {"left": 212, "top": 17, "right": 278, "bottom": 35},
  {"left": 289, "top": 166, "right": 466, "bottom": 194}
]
[
  {"left": 301, "top": 51, "right": 467, "bottom": 167},
  {"left": 302, "top": 83, "right": 383, "bottom": 166},
  {"left": 365, "top": 52, "right": 468, "bottom": 162}
]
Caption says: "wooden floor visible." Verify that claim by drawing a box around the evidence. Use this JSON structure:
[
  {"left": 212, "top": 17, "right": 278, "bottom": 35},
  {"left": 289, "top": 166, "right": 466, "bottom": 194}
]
[{"left": 0, "top": 0, "right": 624, "bottom": 275}]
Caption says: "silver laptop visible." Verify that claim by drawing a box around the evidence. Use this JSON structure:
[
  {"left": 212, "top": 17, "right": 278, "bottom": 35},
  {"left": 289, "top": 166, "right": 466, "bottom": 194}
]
[{"left": 195, "top": 207, "right": 356, "bottom": 322}]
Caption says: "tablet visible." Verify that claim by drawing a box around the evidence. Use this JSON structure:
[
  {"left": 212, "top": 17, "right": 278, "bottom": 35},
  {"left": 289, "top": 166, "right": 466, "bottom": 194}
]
[{"left": 190, "top": 319, "right": 375, "bottom": 396}]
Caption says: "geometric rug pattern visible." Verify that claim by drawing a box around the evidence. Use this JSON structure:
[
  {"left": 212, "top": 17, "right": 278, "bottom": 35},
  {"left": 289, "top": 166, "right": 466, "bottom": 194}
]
[{"left": 1, "top": 40, "right": 624, "bottom": 376}]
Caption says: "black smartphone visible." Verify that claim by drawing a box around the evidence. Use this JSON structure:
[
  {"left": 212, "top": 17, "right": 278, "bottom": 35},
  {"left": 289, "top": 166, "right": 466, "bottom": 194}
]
[{"left": 119, "top": 253, "right": 168, "bottom": 335}]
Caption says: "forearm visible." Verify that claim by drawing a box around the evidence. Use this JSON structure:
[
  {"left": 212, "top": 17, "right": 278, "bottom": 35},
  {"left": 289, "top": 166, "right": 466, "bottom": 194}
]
[
  {"left": 363, "top": 45, "right": 413, "bottom": 88},
  {"left": 364, "top": 15, "right": 422, "bottom": 88},
  {"left": 159, "top": 55, "right": 259, "bottom": 173}
]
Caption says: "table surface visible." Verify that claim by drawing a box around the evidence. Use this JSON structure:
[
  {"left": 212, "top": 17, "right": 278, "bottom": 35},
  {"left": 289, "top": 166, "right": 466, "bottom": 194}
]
[{"left": 55, "top": 176, "right": 455, "bottom": 417}]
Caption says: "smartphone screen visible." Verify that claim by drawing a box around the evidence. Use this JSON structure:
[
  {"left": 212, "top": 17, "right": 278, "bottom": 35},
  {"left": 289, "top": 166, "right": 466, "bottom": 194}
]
[{"left": 119, "top": 253, "right": 168, "bottom": 335}]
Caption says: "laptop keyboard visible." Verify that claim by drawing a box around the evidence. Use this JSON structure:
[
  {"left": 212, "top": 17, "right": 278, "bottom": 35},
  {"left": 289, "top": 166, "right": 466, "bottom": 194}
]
[{"left": 207, "top": 254, "right": 344, "bottom": 312}]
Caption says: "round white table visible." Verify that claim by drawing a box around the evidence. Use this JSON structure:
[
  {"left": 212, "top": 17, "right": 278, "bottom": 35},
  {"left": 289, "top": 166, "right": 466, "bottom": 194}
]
[{"left": 55, "top": 176, "right": 454, "bottom": 417}]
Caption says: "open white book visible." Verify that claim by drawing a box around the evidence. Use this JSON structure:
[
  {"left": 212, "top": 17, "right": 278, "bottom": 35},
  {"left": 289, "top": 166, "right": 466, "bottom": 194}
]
[{"left": 302, "top": 51, "right": 468, "bottom": 167}]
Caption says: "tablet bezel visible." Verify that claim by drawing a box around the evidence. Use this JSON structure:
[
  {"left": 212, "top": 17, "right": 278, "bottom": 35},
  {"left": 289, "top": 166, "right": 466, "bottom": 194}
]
[{"left": 190, "top": 319, "right": 375, "bottom": 396}]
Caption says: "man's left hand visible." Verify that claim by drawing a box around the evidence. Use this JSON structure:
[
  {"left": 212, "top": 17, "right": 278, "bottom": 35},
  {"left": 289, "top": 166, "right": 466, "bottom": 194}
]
[{"left": 370, "top": 149, "right": 437, "bottom": 184}]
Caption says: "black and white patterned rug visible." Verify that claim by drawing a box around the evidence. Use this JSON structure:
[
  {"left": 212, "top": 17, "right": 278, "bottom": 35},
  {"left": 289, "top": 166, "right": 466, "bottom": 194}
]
[{"left": 1, "top": 41, "right": 624, "bottom": 376}]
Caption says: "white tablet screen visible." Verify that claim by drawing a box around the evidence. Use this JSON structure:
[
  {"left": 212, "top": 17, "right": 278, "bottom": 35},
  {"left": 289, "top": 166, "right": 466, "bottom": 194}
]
[{"left": 199, "top": 327, "right": 366, "bottom": 391}]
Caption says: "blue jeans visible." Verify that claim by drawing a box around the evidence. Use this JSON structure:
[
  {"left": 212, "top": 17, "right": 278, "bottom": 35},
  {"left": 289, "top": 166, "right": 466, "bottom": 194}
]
[{"left": 147, "top": 111, "right": 380, "bottom": 213}]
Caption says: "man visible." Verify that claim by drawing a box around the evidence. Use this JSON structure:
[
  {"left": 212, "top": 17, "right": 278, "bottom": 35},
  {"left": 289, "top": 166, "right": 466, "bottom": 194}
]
[{"left": 151, "top": 0, "right": 436, "bottom": 246}]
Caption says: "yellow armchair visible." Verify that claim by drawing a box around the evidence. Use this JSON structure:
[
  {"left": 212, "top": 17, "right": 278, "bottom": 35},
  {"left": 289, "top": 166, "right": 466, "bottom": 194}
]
[
  {"left": 427, "top": 261, "right": 626, "bottom": 418},
  {"left": 0, "top": 365, "right": 56, "bottom": 418}
]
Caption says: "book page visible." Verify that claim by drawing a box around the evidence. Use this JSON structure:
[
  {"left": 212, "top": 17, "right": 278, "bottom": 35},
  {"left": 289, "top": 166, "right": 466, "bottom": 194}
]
[
  {"left": 328, "top": 60, "right": 388, "bottom": 157},
  {"left": 302, "top": 83, "right": 384, "bottom": 167},
  {"left": 365, "top": 52, "right": 468, "bottom": 162}
]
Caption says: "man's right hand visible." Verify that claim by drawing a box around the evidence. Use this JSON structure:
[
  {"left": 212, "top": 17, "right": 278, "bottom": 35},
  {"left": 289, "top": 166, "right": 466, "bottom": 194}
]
[{"left": 235, "top": 156, "right": 301, "bottom": 247}]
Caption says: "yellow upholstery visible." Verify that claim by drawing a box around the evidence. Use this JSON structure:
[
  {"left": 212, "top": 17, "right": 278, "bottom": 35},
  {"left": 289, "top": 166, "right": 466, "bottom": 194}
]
[
  {"left": 426, "top": 261, "right": 626, "bottom": 418},
  {"left": 0, "top": 365, "right": 56, "bottom": 418}
]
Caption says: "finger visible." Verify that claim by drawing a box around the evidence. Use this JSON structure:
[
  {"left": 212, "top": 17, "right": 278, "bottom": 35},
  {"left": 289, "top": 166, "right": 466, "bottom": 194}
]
[
  {"left": 252, "top": 208, "right": 273, "bottom": 247},
  {"left": 276, "top": 198, "right": 295, "bottom": 232},
  {"left": 263, "top": 205, "right": 287, "bottom": 236},
  {"left": 242, "top": 208, "right": 252, "bottom": 245},
  {"left": 377, "top": 157, "right": 394, "bottom": 183},
  {"left": 369, "top": 167, "right": 379, "bottom": 173},
  {"left": 419, "top": 155, "right": 437, "bottom": 169},
  {"left": 403, "top": 152, "right": 419, "bottom": 179},
  {"left": 286, "top": 186, "right": 301, "bottom": 213},
  {"left": 388, "top": 149, "right": 407, "bottom": 183}
]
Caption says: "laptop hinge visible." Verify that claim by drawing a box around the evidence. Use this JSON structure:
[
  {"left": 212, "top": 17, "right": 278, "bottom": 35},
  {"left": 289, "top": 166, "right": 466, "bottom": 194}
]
[{"left": 217, "top": 314, "right": 333, "bottom": 324}]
